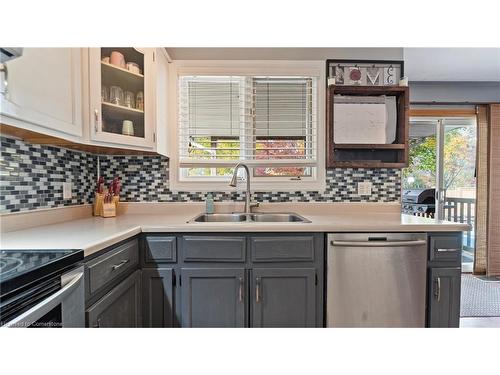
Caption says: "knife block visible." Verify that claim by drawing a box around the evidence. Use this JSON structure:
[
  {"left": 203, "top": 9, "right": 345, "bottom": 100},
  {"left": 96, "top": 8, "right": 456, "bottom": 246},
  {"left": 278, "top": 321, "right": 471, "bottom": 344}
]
[
  {"left": 102, "top": 202, "right": 116, "bottom": 218},
  {"left": 94, "top": 193, "right": 119, "bottom": 217},
  {"left": 93, "top": 193, "right": 104, "bottom": 216}
]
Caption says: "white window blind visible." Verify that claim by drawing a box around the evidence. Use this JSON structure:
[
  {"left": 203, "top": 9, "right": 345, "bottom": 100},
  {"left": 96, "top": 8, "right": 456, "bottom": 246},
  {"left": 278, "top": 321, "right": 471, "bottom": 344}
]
[{"left": 178, "top": 75, "right": 317, "bottom": 168}]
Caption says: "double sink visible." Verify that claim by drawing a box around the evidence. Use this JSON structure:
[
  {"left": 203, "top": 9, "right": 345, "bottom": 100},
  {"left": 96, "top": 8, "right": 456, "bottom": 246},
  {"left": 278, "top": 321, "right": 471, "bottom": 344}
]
[
  {"left": 188, "top": 163, "right": 311, "bottom": 224},
  {"left": 188, "top": 212, "right": 311, "bottom": 223}
]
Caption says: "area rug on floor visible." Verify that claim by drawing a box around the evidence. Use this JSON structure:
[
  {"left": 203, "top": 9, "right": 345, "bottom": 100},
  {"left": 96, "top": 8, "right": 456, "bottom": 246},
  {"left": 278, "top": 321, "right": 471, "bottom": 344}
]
[{"left": 461, "top": 274, "right": 500, "bottom": 317}]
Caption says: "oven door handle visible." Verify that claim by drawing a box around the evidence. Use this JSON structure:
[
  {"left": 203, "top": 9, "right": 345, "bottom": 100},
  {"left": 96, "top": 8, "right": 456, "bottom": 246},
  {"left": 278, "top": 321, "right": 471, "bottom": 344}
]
[{"left": 2, "top": 269, "right": 84, "bottom": 328}]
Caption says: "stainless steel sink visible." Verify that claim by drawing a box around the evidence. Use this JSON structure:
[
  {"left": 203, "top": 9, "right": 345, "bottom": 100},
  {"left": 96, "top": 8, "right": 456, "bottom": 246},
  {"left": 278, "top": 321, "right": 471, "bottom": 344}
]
[
  {"left": 188, "top": 212, "right": 310, "bottom": 223},
  {"left": 190, "top": 213, "right": 247, "bottom": 222},
  {"left": 249, "top": 213, "right": 311, "bottom": 223}
]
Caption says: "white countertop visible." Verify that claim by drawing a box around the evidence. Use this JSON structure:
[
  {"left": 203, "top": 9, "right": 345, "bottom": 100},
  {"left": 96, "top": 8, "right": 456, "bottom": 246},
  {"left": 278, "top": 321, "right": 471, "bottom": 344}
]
[{"left": 0, "top": 203, "right": 470, "bottom": 257}]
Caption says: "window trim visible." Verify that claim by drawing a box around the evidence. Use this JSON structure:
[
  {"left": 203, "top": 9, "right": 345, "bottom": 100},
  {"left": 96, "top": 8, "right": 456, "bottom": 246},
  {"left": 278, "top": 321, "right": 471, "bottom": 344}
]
[{"left": 168, "top": 60, "right": 326, "bottom": 192}]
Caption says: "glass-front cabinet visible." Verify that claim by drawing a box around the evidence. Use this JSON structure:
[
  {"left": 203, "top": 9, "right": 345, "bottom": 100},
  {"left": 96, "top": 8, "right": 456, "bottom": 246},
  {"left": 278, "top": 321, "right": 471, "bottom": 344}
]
[{"left": 89, "top": 47, "right": 155, "bottom": 148}]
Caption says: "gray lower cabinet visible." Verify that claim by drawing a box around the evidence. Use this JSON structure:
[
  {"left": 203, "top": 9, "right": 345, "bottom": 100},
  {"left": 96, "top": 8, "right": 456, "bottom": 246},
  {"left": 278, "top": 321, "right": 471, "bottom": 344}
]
[
  {"left": 86, "top": 233, "right": 323, "bottom": 328},
  {"left": 251, "top": 268, "right": 316, "bottom": 328},
  {"left": 142, "top": 268, "right": 175, "bottom": 327},
  {"left": 428, "top": 267, "right": 461, "bottom": 328},
  {"left": 87, "top": 270, "right": 142, "bottom": 328},
  {"left": 180, "top": 268, "right": 246, "bottom": 327},
  {"left": 426, "top": 233, "right": 462, "bottom": 328}
]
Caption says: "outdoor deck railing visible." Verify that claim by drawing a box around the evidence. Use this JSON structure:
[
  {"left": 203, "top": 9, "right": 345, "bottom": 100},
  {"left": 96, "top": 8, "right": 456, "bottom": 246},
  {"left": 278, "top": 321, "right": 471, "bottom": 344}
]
[{"left": 444, "top": 197, "right": 475, "bottom": 249}]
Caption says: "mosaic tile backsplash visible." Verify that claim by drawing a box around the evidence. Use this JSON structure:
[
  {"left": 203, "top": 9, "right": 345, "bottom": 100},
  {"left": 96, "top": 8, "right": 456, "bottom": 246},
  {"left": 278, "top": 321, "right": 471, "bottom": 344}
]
[
  {"left": 1, "top": 136, "right": 401, "bottom": 214},
  {"left": 1, "top": 136, "right": 96, "bottom": 213}
]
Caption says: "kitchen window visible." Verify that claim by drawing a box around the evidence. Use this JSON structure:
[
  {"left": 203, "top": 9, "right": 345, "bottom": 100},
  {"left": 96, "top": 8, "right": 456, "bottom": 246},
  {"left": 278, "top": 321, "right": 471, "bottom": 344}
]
[{"left": 170, "top": 61, "right": 325, "bottom": 192}]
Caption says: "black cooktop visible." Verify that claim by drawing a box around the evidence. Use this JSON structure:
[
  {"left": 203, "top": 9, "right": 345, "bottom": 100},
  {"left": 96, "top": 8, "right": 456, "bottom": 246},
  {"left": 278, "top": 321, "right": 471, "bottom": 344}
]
[{"left": 0, "top": 249, "right": 84, "bottom": 297}]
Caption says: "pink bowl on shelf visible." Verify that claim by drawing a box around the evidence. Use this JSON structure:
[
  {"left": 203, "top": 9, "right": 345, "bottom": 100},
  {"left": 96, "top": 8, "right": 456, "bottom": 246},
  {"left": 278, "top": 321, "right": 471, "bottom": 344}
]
[{"left": 110, "top": 51, "right": 125, "bottom": 68}]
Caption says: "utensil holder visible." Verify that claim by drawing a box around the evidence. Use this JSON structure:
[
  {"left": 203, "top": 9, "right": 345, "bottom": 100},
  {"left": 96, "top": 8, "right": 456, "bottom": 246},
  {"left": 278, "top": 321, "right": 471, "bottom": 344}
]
[{"left": 93, "top": 193, "right": 104, "bottom": 216}]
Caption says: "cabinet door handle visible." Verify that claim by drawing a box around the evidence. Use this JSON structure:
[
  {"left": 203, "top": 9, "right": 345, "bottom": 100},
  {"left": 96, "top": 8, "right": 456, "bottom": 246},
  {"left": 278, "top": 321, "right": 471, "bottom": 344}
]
[
  {"left": 435, "top": 277, "right": 441, "bottom": 302},
  {"left": 94, "top": 109, "right": 99, "bottom": 132},
  {"left": 0, "top": 63, "right": 8, "bottom": 96},
  {"left": 255, "top": 277, "right": 261, "bottom": 303},
  {"left": 112, "top": 259, "right": 129, "bottom": 270},
  {"left": 238, "top": 277, "right": 243, "bottom": 302},
  {"left": 436, "top": 248, "right": 459, "bottom": 253}
]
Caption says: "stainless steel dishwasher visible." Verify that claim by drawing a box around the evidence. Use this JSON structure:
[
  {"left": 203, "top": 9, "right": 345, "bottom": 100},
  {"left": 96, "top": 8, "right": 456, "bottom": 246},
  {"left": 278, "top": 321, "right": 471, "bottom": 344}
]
[{"left": 327, "top": 233, "right": 427, "bottom": 327}]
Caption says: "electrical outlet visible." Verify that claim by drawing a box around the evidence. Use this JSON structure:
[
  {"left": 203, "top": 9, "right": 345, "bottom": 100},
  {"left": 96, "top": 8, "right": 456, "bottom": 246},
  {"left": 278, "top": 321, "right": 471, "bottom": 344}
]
[
  {"left": 358, "top": 181, "right": 372, "bottom": 196},
  {"left": 63, "top": 182, "right": 72, "bottom": 199}
]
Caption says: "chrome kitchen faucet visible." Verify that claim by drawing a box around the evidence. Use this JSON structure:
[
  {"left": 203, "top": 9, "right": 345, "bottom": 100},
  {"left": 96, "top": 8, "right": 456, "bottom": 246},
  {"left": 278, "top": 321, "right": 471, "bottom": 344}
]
[{"left": 229, "top": 162, "right": 257, "bottom": 214}]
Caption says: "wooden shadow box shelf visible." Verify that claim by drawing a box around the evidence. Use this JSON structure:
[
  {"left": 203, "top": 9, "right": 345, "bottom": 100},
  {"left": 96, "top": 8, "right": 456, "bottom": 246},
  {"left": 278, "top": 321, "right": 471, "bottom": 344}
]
[{"left": 326, "top": 85, "right": 409, "bottom": 168}]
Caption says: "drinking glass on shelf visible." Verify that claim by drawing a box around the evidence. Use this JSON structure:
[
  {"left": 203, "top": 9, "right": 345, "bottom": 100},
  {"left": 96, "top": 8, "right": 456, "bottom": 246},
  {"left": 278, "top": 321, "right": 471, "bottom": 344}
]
[
  {"left": 136, "top": 91, "right": 144, "bottom": 111},
  {"left": 126, "top": 62, "right": 141, "bottom": 75},
  {"left": 124, "top": 91, "right": 135, "bottom": 108},
  {"left": 101, "top": 86, "right": 109, "bottom": 102},
  {"left": 122, "top": 120, "right": 135, "bottom": 136},
  {"left": 109, "top": 86, "right": 123, "bottom": 106}
]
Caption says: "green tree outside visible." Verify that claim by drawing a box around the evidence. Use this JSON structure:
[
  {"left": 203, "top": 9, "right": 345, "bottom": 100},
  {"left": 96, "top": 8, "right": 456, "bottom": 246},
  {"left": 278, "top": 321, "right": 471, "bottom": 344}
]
[{"left": 403, "top": 126, "right": 476, "bottom": 191}]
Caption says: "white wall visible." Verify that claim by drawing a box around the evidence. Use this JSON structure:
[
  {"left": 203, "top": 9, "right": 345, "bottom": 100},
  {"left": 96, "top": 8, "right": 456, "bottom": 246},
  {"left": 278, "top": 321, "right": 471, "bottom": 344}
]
[
  {"left": 404, "top": 48, "right": 500, "bottom": 82},
  {"left": 410, "top": 82, "right": 500, "bottom": 103},
  {"left": 165, "top": 47, "right": 500, "bottom": 103},
  {"left": 165, "top": 47, "right": 403, "bottom": 61}
]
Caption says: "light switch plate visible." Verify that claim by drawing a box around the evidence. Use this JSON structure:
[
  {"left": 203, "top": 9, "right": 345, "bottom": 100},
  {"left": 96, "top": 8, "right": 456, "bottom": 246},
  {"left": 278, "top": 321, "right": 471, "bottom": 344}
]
[
  {"left": 63, "top": 182, "right": 72, "bottom": 199},
  {"left": 358, "top": 181, "right": 372, "bottom": 196}
]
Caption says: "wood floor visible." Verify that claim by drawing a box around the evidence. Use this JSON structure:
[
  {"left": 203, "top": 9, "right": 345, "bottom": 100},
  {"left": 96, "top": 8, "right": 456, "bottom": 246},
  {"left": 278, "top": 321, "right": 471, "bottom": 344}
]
[{"left": 460, "top": 317, "right": 500, "bottom": 328}]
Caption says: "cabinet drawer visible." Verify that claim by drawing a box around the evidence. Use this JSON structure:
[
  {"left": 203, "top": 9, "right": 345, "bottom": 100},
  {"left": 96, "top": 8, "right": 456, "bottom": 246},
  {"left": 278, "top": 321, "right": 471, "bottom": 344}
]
[
  {"left": 180, "top": 236, "right": 246, "bottom": 262},
  {"left": 87, "top": 239, "right": 139, "bottom": 295},
  {"left": 429, "top": 235, "right": 462, "bottom": 263},
  {"left": 144, "top": 236, "right": 177, "bottom": 264},
  {"left": 250, "top": 236, "right": 315, "bottom": 262}
]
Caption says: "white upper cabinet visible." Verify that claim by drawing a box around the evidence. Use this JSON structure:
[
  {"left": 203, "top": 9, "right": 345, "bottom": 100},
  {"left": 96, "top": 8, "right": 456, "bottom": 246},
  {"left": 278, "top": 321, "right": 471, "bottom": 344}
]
[
  {"left": 0, "top": 47, "right": 170, "bottom": 154},
  {"left": 0, "top": 48, "right": 83, "bottom": 138},
  {"left": 154, "top": 48, "right": 170, "bottom": 157},
  {"left": 88, "top": 47, "right": 155, "bottom": 149}
]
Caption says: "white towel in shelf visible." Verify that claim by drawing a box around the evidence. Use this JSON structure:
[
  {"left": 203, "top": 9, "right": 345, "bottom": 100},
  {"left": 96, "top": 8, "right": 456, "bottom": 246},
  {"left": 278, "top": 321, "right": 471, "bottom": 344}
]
[{"left": 333, "top": 95, "right": 397, "bottom": 144}]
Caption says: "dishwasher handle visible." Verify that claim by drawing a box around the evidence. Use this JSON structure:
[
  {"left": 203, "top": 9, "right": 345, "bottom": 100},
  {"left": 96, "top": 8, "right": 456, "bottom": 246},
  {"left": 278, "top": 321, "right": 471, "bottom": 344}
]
[{"left": 330, "top": 239, "right": 427, "bottom": 247}]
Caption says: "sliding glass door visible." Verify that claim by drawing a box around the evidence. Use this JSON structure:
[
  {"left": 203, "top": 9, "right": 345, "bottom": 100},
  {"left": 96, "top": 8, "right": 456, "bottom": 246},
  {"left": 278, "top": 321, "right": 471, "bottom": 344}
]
[
  {"left": 404, "top": 116, "right": 477, "bottom": 272},
  {"left": 441, "top": 120, "right": 477, "bottom": 271}
]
